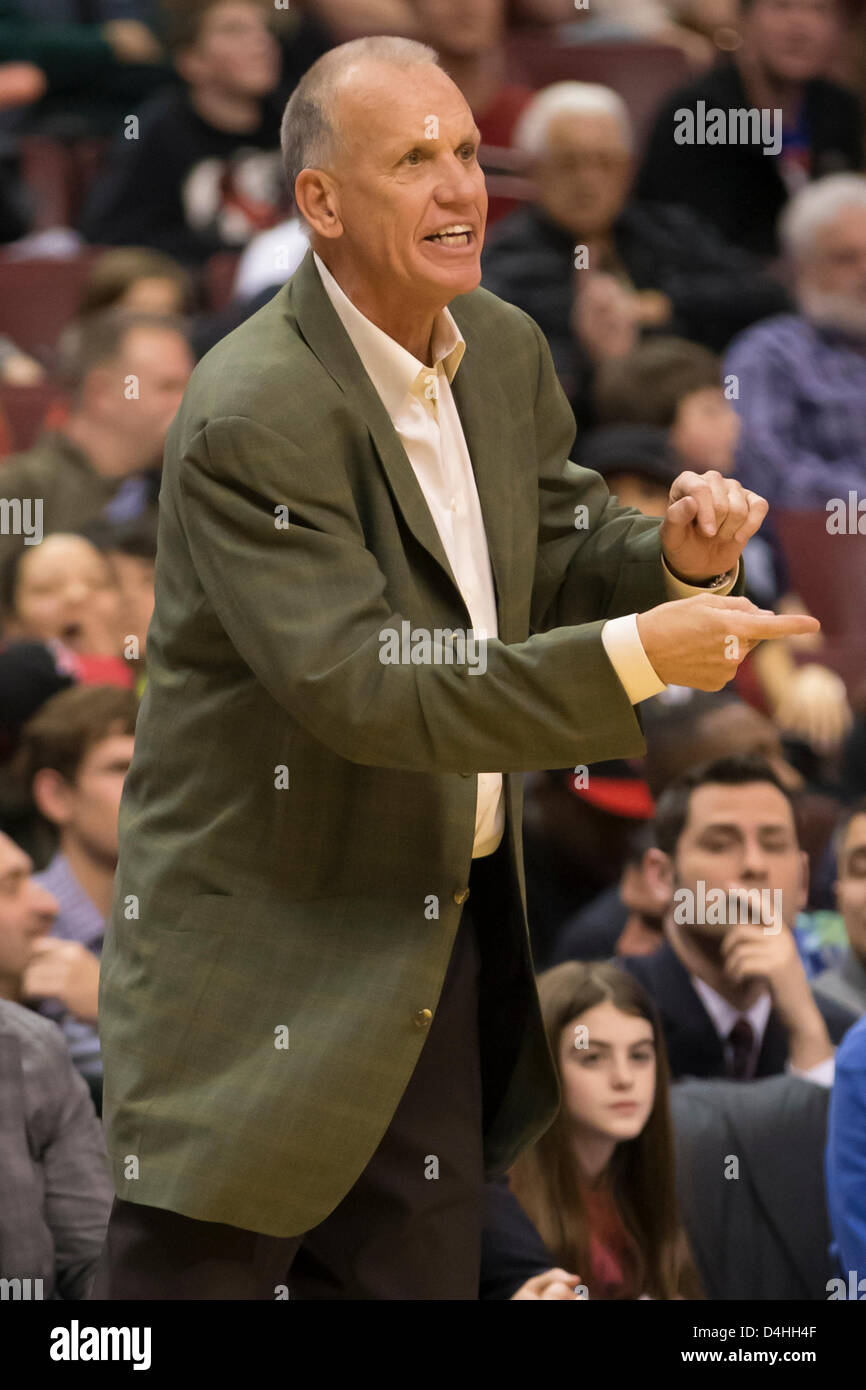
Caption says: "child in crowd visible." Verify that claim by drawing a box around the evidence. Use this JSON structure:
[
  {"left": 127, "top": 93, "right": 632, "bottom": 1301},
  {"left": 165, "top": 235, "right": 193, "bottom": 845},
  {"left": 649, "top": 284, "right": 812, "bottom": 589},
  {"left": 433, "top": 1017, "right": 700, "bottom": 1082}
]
[{"left": 507, "top": 960, "right": 702, "bottom": 1300}]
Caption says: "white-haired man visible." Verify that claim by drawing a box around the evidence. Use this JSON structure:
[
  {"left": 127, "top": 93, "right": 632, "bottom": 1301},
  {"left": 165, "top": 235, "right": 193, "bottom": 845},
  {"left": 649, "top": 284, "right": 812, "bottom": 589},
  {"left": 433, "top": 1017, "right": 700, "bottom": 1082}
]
[
  {"left": 480, "top": 80, "right": 790, "bottom": 425},
  {"left": 92, "top": 36, "right": 814, "bottom": 1300},
  {"left": 727, "top": 173, "right": 866, "bottom": 508}
]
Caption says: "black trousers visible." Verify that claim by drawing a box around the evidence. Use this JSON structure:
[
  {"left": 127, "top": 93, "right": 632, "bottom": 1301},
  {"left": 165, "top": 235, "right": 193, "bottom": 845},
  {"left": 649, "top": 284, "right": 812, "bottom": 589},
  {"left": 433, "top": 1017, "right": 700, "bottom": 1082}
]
[{"left": 89, "top": 839, "right": 528, "bottom": 1300}]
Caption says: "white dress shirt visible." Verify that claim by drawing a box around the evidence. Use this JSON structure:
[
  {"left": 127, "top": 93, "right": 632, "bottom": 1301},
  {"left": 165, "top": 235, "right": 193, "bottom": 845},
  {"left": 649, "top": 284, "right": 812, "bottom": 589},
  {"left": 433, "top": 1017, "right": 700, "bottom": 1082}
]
[
  {"left": 312, "top": 250, "right": 736, "bottom": 857},
  {"left": 691, "top": 974, "right": 835, "bottom": 1086}
]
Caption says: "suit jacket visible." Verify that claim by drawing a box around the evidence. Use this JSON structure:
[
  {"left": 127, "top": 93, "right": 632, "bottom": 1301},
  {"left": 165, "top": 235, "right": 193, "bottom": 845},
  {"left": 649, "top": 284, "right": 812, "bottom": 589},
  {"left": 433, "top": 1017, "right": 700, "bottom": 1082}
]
[
  {"left": 620, "top": 941, "right": 858, "bottom": 1080},
  {"left": 0, "top": 1000, "right": 112, "bottom": 1299},
  {"left": 99, "top": 246, "right": 688, "bottom": 1237},
  {"left": 670, "top": 1077, "right": 834, "bottom": 1300},
  {"left": 636, "top": 61, "right": 863, "bottom": 258}
]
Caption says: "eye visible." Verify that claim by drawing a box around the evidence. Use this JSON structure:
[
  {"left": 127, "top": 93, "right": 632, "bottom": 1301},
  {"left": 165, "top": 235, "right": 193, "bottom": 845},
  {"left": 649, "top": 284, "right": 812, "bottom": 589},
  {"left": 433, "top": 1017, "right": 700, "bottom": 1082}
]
[
  {"left": 403, "top": 149, "right": 423, "bottom": 165},
  {"left": 459, "top": 144, "right": 477, "bottom": 160},
  {"left": 580, "top": 1054, "right": 601, "bottom": 1066}
]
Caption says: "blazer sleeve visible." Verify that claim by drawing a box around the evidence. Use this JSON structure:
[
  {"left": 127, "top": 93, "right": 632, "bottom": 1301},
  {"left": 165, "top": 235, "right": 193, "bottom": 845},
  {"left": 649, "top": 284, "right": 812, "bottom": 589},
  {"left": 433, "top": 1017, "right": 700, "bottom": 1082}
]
[{"left": 178, "top": 412, "right": 649, "bottom": 774}]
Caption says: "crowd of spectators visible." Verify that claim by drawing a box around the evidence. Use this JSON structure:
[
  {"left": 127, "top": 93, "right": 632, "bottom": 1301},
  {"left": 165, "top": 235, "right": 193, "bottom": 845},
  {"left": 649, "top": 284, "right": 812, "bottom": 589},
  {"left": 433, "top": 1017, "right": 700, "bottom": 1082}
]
[{"left": 1, "top": 0, "right": 866, "bottom": 1304}]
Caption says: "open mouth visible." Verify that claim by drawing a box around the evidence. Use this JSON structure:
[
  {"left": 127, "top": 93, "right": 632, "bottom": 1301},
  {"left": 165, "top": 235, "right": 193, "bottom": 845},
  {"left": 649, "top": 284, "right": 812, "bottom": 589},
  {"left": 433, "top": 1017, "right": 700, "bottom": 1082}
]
[{"left": 423, "top": 226, "right": 474, "bottom": 248}]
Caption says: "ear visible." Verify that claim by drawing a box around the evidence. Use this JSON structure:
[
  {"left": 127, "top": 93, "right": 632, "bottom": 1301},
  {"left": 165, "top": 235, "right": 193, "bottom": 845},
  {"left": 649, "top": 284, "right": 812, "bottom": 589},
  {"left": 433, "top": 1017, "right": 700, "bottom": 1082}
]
[
  {"left": 31, "top": 767, "right": 74, "bottom": 829},
  {"left": 642, "top": 847, "right": 674, "bottom": 904},
  {"left": 294, "top": 169, "right": 343, "bottom": 240}
]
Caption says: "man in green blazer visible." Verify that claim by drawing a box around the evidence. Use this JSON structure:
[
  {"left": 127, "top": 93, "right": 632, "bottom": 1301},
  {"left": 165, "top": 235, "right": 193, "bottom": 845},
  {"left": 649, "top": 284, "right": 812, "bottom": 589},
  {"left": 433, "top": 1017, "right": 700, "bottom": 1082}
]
[{"left": 91, "top": 35, "right": 816, "bottom": 1299}]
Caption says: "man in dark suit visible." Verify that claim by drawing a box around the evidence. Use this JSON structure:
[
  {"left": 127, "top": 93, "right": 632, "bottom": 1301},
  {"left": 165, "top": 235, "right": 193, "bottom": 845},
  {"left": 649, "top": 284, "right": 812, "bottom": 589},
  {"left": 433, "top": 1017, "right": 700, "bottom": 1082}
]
[
  {"left": 619, "top": 754, "right": 857, "bottom": 1081},
  {"left": 637, "top": 0, "right": 863, "bottom": 258},
  {"left": 92, "top": 36, "right": 814, "bottom": 1300}
]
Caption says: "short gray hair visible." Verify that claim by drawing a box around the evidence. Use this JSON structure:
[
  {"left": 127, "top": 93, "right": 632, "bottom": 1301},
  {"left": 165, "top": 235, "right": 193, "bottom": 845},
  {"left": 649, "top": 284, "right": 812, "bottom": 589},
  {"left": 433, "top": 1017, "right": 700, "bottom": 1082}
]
[
  {"left": 779, "top": 172, "right": 866, "bottom": 261},
  {"left": 281, "top": 37, "right": 440, "bottom": 204},
  {"left": 512, "top": 81, "right": 632, "bottom": 160}
]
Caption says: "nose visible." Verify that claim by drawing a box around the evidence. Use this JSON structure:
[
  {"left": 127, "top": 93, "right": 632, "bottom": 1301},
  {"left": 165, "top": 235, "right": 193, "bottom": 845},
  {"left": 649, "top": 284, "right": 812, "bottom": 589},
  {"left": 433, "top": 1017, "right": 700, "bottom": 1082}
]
[
  {"left": 610, "top": 1053, "right": 634, "bottom": 1089},
  {"left": 29, "top": 884, "right": 58, "bottom": 927},
  {"left": 435, "top": 152, "right": 482, "bottom": 208},
  {"left": 740, "top": 835, "right": 769, "bottom": 880}
]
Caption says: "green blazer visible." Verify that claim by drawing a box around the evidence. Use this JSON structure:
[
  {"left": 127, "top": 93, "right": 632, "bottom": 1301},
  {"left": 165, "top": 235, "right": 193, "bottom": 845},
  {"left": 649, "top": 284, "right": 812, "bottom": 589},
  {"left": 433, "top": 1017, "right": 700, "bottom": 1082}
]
[{"left": 99, "top": 247, "right": 674, "bottom": 1237}]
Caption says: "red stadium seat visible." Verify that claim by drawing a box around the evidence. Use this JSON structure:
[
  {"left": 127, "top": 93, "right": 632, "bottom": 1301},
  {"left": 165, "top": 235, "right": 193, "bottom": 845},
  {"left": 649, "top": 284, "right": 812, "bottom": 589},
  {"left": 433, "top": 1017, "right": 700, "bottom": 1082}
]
[
  {"left": 0, "top": 257, "right": 95, "bottom": 357},
  {"left": 0, "top": 382, "right": 65, "bottom": 455},
  {"left": 19, "top": 136, "right": 109, "bottom": 232},
  {"left": 772, "top": 508, "right": 866, "bottom": 691},
  {"left": 503, "top": 35, "right": 690, "bottom": 155}
]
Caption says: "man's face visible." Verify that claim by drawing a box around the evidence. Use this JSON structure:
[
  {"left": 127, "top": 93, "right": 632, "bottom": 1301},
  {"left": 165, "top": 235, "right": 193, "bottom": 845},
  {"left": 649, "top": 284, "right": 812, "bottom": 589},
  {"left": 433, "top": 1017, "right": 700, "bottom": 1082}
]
[
  {"left": 671, "top": 389, "right": 741, "bottom": 476},
  {"left": 47, "top": 733, "right": 134, "bottom": 868},
  {"left": 180, "top": 1, "right": 281, "bottom": 98},
  {"left": 799, "top": 204, "right": 866, "bottom": 304},
  {"left": 671, "top": 780, "right": 808, "bottom": 939},
  {"left": 531, "top": 110, "right": 631, "bottom": 240},
  {"left": 0, "top": 833, "right": 56, "bottom": 989},
  {"left": 320, "top": 63, "right": 488, "bottom": 311},
  {"left": 742, "top": 0, "right": 839, "bottom": 84},
  {"left": 835, "top": 813, "right": 866, "bottom": 961},
  {"left": 11, "top": 535, "right": 121, "bottom": 650},
  {"left": 93, "top": 326, "right": 193, "bottom": 467},
  {"left": 559, "top": 1000, "right": 656, "bottom": 1145},
  {"left": 413, "top": 0, "right": 505, "bottom": 55}
]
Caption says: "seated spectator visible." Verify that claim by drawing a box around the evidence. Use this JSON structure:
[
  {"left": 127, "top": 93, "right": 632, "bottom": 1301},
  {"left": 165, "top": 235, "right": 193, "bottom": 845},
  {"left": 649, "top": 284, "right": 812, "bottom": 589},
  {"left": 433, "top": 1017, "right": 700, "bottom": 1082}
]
[
  {"left": 0, "top": 996, "right": 112, "bottom": 1299},
  {"left": 636, "top": 0, "right": 863, "bottom": 258},
  {"left": 553, "top": 822, "right": 669, "bottom": 967},
  {"left": 10, "top": 684, "right": 137, "bottom": 1115},
  {"left": 410, "top": 0, "right": 534, "bottom": 225},
  {"left": 0, "top": 309, "right": 192, "bottom": 569},
  {"left": 619, "top": 753, "right": 857, "bottom": 1080},
  {"left": 1, "top": 534, "right": 133, "bottom": 690},
  {"left": 80, "top": 0, "right": 289, "bottom": 265},
  {"left": 0, "top": 1, "right": 168, "bottom": 138},
  {"left": 80, "top": 513, "right": 158, "bottom": 688},
  {"left": 0, "top": 821, "right": 108, "bottom": 1130},
  {"left": 522, "top": 759, "right": 656, "bottom": 971},
  {"left": 813, "top": 800, "right": 866, "bottom": 1016},
  {"left": 75, "top": 246, "right": 193, "bottom": 322},
  {"left": 727, "top": 173, "right": 866, "bottom": 508},
  {"left": 825, "top": 1013, "right": 866, "bottom": 1291},
  {"left": 594, "top": 336, "right": 742, "bottom": 476},
  {"left": 483, "top": 1072, "right": 837, "bottom": 1299},
  {"left": 504, "top": 960, "right": 703, "bottom": 1299},
  {"left": 480, "top": 81, "right": 790, "bottom": 424}
]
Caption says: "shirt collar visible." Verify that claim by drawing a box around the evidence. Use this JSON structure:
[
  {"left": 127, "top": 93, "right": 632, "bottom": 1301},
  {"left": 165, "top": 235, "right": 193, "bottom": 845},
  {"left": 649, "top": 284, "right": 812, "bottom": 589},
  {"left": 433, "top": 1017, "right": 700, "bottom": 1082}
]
[
  {"left": 691, "top": 973, "right": 772, "bottom": 1044},
  {"left": 312, "top": 250, "right": 465, "bottom": 418}
]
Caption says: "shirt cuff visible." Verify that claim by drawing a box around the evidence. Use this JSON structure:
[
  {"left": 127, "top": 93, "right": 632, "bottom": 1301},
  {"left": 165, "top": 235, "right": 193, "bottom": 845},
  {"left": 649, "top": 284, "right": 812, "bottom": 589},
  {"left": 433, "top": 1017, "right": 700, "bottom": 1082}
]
[
  {"left": 662, "top": 555, "right": 739, "bottom": 599},
  {"left": 785, "top": 1054, "right": 836, "bottom": 1088},
  {"left": 601, "top": 613, "right": 666, "bottom": 705}
]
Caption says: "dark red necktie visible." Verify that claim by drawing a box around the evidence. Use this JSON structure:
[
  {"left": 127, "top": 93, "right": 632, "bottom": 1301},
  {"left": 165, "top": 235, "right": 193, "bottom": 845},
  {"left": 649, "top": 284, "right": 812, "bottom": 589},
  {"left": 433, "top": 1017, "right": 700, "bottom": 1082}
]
[{"left": 726, "top": 1017, "right": 755, "bottom": 1079}]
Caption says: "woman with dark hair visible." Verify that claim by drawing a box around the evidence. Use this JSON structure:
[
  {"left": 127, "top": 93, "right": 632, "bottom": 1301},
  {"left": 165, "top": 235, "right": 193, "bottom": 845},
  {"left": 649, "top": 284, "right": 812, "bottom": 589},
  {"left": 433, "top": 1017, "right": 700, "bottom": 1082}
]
[{"left": 507, "top": 960, "right": 702, "bottom": 1300}]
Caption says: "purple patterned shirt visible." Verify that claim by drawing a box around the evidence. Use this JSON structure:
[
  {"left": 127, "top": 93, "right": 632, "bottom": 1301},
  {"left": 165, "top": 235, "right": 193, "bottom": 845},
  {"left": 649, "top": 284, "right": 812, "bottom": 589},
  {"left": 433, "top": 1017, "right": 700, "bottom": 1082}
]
[{"left": 725, "top": 314, "right": 866, "bottom": 508}]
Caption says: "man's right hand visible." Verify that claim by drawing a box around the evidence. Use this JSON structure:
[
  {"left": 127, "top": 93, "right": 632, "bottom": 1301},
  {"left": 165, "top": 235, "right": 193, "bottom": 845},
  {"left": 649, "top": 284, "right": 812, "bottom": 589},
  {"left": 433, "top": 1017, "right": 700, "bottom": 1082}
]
[{"left": 636, "top": 594, "right": 820, "bottom": 692}]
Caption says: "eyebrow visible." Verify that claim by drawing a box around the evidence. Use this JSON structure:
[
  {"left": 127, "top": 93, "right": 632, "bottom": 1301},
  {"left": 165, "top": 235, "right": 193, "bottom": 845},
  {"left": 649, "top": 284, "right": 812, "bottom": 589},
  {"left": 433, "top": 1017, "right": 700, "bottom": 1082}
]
[
  {"left": 698, "top": 821, "right": 791, "bottom": 834},
  {"left": 580, "top": 1037, "right": 655, "bottom": 1049}
]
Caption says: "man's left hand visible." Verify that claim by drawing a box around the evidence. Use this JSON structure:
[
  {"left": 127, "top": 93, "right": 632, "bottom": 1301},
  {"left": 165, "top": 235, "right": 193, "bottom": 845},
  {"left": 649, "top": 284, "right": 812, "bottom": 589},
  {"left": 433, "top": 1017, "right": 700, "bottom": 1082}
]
[{"left": 660, "top": 471, "right": 768, "bottom": 583}]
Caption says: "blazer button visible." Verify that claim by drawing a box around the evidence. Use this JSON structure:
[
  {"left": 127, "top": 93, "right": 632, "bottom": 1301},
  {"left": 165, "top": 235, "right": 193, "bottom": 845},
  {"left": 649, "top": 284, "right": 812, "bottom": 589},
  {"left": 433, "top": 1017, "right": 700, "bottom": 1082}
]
[
  {"left": 453, "top": 887, "right": 470, "bottom": 906},
  {"left": 413, "top": 1008, "right": 433, "bottom": 1028}
]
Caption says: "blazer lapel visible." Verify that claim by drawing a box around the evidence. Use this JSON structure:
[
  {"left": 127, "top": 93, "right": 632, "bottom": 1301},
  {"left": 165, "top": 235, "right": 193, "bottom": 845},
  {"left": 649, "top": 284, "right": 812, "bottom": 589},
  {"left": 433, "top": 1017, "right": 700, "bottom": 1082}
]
[{"left": 289, "top": 249, "right": 515, "bottom": 637}]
